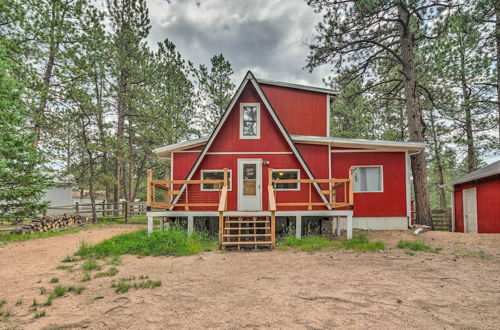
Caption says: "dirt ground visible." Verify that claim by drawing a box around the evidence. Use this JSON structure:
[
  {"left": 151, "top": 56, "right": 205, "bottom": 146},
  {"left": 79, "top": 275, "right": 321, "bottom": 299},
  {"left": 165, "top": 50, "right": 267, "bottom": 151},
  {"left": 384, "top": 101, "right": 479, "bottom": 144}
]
[{"left": 0, "top": 226, "right": 499, "bottom": 330}]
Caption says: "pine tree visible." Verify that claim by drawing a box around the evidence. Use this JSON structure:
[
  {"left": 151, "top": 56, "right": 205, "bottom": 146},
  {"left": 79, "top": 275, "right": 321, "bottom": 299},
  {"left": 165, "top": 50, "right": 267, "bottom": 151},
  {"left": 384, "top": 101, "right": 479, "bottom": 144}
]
[
  {"left": 0, "top": 46, "right": 49, "bottom": 223},
  {"left": 196, "top": 54, "right": 235, "bottom": 135}
]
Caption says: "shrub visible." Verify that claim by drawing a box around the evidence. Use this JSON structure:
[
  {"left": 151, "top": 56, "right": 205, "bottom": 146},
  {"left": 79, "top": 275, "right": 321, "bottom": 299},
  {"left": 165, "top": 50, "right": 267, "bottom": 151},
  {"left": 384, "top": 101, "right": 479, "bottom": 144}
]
[
  {"left": 53, "top": 286, "right": 68, "bottom": 297},
  {"left": 76, "top": 228, "right": 217, "bottom": 258},
  {"left": 50, "top": 277, "right": 59, "bottom": 283},
  {"left": 34, "top": 310, "right": 46, "bottom": 318}
]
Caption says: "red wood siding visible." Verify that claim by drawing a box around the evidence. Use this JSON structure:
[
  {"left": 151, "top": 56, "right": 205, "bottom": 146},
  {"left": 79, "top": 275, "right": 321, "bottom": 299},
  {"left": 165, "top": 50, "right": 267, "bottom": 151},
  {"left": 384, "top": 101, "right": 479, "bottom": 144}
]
[
  {"left": 331, "top": 152, "right": 407, "bottom": 217},
  {"left": 261, "top": 84, "right": 328, "bottom": 137},
  {"left": 296, "top": 144, "right": 330, "bottom": 191},
  {"left": 172, "top": 83, "right": 326, "bottom": 211},
  {"left": 453, "top": 175, "right": 500, "bottom": 233}
]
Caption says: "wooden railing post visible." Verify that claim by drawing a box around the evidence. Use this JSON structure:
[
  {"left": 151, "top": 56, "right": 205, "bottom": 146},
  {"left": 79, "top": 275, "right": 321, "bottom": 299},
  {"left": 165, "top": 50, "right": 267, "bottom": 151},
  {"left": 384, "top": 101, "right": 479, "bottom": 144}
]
[
  {"left": 146, "top": 169, "right": 153, "bottom": 207},
  {"left": 271, "top": 211, "right": 276, "bottom": 248},
  {"left": 308, "top": 182, "right": 312, "bottom": 210},
  {"left": 123, "top": 201, "right": 128, "bottom": 222},
  {"left": 75, "top": 202, "right": 79, "bottom": 215},
  {"left": 223, "top": 168, "right": 228, "bottom": 189}
]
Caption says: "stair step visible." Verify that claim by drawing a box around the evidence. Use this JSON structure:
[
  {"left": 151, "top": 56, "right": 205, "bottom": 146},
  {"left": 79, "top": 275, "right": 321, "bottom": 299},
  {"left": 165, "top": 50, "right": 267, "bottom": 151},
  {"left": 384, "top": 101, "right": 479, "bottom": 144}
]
[
  {"left": 223, "top": 234, "right": 271, "bottom": 238},
  {"left": 222, "top": 241, "right": 272, "bottom": 246},
  {"left": 223, "top": 227, "right": 270, "bottom": 231}
]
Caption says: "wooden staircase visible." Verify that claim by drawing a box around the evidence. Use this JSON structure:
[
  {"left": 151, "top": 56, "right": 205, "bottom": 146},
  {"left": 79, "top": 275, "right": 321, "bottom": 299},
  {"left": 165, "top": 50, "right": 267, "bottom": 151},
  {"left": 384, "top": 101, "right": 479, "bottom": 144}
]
[{"left": 221, "top": 215, "right": 274, "bottom": 250}]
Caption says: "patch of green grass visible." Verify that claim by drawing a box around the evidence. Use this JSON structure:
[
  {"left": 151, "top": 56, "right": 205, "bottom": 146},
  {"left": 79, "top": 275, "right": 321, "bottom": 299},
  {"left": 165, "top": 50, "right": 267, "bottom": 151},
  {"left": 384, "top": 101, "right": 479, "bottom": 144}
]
[
  {"left": 106, "top": 255, "right": 122, "bottom": 265},
  {"left": 81, "top": 259, "right": 102, "bottom": 271},
  {"left": 34, "top": 310, "right": 46, "bottom": 318},
  {"left": 68, "top": 286, "right": 85, "bottom": 294},
  {"left": 405, "top": 250, "right": 416, "bottom": 256},
  {"left": 43, "top": 294, "right": 53, "bottom": 306},
  {"left": 278, "top": 234, "right": 385, "bottom": 253},
  {"left": 62, "top": 255, "right": 80, "bottom": 263},
  {"left": 56, "top": 265, "right": 73, "bottom": 271},
  {"left": 50, "top": 277, "right": 59, "bottom": 283},
  {"left": 94, "top": 267, "right": 119, "bottom": 278},
  {"left": 397, "top": 240, "right": 442, "bottom": 253},
  {"left": 453, "top": 249, "right": 491, "bottom": 259},
  {"left": 75, "top": 228, "right": 217, "bottom": 258},
  {"left": 52, "top": 285, "right": 68, "bottom": 297},
  {"left": 81, "top": 272, "right": 91, "bottom": 282},
  {"left": 0, "top": 300, "right": 5, "bottom": 308},
  {"left": 111, "top": 279, "right": 161, "bottom": 293},
  {"left": 0, "top": 224, "right": 103, "bottom": 246}
]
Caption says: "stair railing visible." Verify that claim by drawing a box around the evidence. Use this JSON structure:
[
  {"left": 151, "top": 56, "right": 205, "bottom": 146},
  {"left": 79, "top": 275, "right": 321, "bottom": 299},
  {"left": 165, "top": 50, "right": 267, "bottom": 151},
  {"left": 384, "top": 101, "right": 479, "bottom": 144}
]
[{"left": 217, "top": 169, "right": 229, "bottom": 245}]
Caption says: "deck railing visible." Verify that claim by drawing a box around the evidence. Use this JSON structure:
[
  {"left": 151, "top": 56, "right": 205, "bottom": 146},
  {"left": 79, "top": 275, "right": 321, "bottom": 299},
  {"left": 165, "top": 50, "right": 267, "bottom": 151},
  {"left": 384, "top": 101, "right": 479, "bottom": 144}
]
[
  {"left": 267, "top": 167, "right": 354, "bottom": 211},
  {"left": 146, "top": 169, "right": 229, "bottom": 211}
]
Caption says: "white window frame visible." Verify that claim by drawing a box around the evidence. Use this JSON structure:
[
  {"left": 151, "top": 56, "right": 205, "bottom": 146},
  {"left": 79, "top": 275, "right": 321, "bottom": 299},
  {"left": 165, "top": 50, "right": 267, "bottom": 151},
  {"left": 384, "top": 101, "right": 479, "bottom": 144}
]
[
  {"left": 271, "top": 169, "right": 300, "bottom": 191},
  {"left": 239, "top": 103, "right": 260, "bottom": 139},
  {"left": 200, "top": 169, "right": 232, "bottom": 191},
  {"left": 352, "top": 165, "right": 384, "bottom": 193}
]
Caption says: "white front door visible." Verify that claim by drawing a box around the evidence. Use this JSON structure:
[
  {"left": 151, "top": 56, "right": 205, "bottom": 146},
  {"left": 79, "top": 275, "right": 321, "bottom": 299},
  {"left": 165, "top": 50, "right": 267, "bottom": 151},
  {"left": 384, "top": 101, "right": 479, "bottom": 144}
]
[
  {"left": 237, "top": 159, "right": 262, "bottom": 211},
  {"left": 463, "top": 188, "right": 478, "bottom": 233}
]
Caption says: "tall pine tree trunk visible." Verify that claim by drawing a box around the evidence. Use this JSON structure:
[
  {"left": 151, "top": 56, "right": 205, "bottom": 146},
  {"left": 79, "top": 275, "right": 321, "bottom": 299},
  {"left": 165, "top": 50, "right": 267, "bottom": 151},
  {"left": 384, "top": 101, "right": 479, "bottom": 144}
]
[
  {"left": 429, "top": 110, "right": 447, "bottom": 209},
  {"left": 114, "top": 72, "right": 126, "bottom": 213},
  {"left": 460, "top": 51, "right": 476, "bottom": 172},
  {"left": 398, "top": 4, "right": 433, "bottom": 227},
  {"left": 496, "top": 1, "right": 500, "bottom": 144}
]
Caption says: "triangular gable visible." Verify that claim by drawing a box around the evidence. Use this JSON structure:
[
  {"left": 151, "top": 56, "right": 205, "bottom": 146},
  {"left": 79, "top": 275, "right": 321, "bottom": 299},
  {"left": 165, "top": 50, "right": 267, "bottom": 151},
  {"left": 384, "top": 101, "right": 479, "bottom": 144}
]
[{"left": 171, "top": 71, "right": 329, "bottom": 208}]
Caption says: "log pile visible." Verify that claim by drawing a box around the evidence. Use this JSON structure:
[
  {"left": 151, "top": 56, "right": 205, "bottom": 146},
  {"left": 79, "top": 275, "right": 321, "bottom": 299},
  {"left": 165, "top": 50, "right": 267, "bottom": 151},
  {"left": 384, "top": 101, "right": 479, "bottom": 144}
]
[{"left": 11, "top": 214, "right": 90, "bottom": 234}]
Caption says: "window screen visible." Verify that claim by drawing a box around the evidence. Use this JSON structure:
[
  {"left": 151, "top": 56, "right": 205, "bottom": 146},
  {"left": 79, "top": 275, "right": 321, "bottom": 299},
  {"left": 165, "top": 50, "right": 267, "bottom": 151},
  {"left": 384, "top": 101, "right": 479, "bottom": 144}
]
[
  {"left": 353, "top": 167, "right": 382, "bottom": 192},
  {"left": 242, "top": 106, "right": 258, "bottom": 136}
]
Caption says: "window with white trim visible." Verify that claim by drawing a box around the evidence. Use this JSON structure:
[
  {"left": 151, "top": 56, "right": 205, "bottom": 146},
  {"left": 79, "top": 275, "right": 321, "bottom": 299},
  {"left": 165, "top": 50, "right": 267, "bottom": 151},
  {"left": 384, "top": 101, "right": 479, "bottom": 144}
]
[
  {"left": 272, "top": 169, "right": 300, "bottom": 191},
  {"left": 353, "top": 166, "right": 383, "bottom": 192},
  {"left": 201, "top": 170, "right": 232, "bottom": 191},
  {"left": 240, "top": 103, "right": 260, "bottom": 139}
]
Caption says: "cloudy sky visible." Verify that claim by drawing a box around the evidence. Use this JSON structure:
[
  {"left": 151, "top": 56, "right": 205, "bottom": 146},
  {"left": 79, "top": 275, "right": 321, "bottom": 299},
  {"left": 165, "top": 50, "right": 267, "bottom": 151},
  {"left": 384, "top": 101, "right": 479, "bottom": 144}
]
[{"left": 146, "top": 0, "right": 331, "bottom": 87}]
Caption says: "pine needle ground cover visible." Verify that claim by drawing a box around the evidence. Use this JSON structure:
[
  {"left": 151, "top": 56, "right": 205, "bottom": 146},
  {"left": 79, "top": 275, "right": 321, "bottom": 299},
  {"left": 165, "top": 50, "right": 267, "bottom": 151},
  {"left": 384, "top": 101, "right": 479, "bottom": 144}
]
[
  {"left": 278, "top": 234, "right": 385, "bottom": 253},
  {"left": 75, "top": 228, "right": 218, "bottom": 258}
]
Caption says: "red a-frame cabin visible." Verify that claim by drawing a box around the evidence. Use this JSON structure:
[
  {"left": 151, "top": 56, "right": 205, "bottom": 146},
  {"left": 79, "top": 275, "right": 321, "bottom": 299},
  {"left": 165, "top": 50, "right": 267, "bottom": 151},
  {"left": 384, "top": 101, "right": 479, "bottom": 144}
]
[{"left": 146, "top": 71, "right": 426, "bottom": 249}]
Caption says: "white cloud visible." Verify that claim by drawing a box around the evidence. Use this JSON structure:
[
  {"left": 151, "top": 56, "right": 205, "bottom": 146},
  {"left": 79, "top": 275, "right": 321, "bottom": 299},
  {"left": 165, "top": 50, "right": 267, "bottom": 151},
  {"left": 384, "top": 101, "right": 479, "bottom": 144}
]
[{"left": 146, "top": 0, "right": 331, "bottom": 86}]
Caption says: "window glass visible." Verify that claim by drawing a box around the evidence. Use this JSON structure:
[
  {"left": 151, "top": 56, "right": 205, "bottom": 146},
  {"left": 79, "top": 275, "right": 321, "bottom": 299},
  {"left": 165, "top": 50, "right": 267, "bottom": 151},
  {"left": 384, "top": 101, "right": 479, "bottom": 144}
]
[
  {"left": 242, "top": 106, "right": 257, "bottom": 136},
  {"left": 353, "top": 167, "right": 382, "bottom": 192},
  {"left": 202, "top": 171, "right": 231, "bottom": 190},
  {"left": 272, "top": 170, "right": 299, "bottom": 190},
  {"left": 243, "top": 164, "right": 256, "bottom": 195}
]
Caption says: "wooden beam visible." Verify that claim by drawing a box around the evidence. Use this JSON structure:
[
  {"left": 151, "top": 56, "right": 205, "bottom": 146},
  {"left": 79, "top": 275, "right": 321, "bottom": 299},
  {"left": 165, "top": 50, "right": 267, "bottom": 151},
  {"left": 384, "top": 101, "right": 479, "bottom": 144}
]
[
  {"left": 146, "top": 169, "right": 153, "bottom": 206},
  {"left": 268, "top": 185, "right": 276, "bottom": 211}
]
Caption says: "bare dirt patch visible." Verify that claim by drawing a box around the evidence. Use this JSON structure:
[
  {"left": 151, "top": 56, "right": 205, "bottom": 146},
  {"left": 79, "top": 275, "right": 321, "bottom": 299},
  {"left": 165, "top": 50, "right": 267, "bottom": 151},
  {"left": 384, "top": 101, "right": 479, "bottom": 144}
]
[{"left": 1, "top": 229, "right": 499, "bottom": 329}]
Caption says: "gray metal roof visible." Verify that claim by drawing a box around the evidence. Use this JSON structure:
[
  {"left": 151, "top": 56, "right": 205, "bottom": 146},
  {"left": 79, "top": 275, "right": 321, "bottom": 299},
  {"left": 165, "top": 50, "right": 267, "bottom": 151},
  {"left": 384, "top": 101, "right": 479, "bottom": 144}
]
[
  {"left": 445, "top": 160, "right": 500, "bottom": 186},
  {"left": 291, "top": 135, "right": 427, "bottom": 151},
  {"left": 256, "top": 78, "right": 338, "bottom": 95}
]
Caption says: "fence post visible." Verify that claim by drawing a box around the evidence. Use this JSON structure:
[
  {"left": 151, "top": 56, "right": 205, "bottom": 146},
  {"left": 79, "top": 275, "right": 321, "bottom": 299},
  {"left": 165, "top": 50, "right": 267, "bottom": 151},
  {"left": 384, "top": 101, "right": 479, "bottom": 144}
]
[
  {"left": 123, "top": 201, "right": 128, "bottom": 222},
  {"left": 75, "top": 202, "right": 79, "bottom": 215}
]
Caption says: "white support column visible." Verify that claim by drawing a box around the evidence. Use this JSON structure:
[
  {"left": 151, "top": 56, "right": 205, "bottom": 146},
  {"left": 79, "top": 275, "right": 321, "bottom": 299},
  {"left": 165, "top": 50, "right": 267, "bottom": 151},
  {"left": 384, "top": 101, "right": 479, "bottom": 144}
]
[
  {"left": 159, "top": 218, "right": 164, "bottom": 230},
  {"left": 296, "top": 216, "right": 302, "bottom": 239},
  {"left": 187, "top": 215, "right": 194, "bottom": 235},
  {"left": 336, "top": 216, "right": 341, "bottom": 236},
  {"left": 346, "top": 214, "right": 353, "bottom": 239},
  {"left": 147, "top": 215, "right": 153, "bottom": 234}
]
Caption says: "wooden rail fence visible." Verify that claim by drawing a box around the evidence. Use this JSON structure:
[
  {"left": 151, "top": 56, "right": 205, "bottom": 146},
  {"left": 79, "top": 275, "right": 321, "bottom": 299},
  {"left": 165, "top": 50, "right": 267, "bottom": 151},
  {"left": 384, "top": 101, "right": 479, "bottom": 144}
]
[{"left": 45, "top": 201, "right": 146, "bottom": 222}]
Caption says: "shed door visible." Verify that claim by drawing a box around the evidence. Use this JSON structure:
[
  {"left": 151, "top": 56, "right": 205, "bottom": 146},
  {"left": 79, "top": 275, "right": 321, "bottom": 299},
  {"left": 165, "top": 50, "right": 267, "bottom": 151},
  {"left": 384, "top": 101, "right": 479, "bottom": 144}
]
[
  {"left": 463, "top": 188, "right": 478, "bottom": 233},
  {"left": 237, "top": 159, "right": 262, "bottom": 211}
]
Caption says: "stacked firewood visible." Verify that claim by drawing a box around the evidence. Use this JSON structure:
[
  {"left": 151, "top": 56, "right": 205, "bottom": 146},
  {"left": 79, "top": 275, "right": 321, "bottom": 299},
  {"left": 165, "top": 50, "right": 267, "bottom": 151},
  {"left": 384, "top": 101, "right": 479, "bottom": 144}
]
[{"left": 11, "top": 214, "right": 90, "bottom": 234}]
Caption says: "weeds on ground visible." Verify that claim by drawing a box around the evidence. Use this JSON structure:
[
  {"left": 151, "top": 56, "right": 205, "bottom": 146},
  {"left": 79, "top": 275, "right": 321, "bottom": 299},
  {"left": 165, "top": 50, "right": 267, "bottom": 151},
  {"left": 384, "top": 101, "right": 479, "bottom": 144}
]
[
  {"left": 94, "top": 267, "right": 119, "bottom": 278},
  {"left": 112, "top": 279, "right": 161, "bottom": 294},
  {"left": 50, "top": 278, "right": 59, "bottom": 283},
  {"left": 56, "top": 265, "right": 73, "bottom": 271},
  {"left": 452, "top": 249, "right": 491, "bottom": 259},
  {"left": 53, "top": 285, "right": 67, "bottom": 297},
  {"left": 0, "top": 309, "right": 12, "bottom": 318},
  {"left": 29, "top": 299, "right": 38, "bottom": 311},
  {"left": 106, "top": 255, "right": 122, "bottom": 265},
  {"left": 81, "top": 272, "right": 91, "bottom": 282},
  {"left": 0, "top": 300, "right": 5, "bottom": 308},
  {"left": 405, "top": 250, "right": 416, "bottom": 256},
  {"left": 34, "top": 310, "right": 46, "bottom": 318},
  {"left": 0, "top": 225, "right": 101, "bottom": 246},
  {"left": 81, "top": 259, "right": 102, "bottom": 271},
  {"left": 15, "top": 299, "right": 22, "bottom": 306},
  {"left": 278, "top": 234, "right": 385, "bottom": 253},
  {"left": 75, "top": 228, "right": 217, "bottom": 258},
  {"left": 39, "top": 288, "right": 47, "bottom": 295},
  {"left": 397, "top": 240, "right": 442, "bottom": 253}
]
